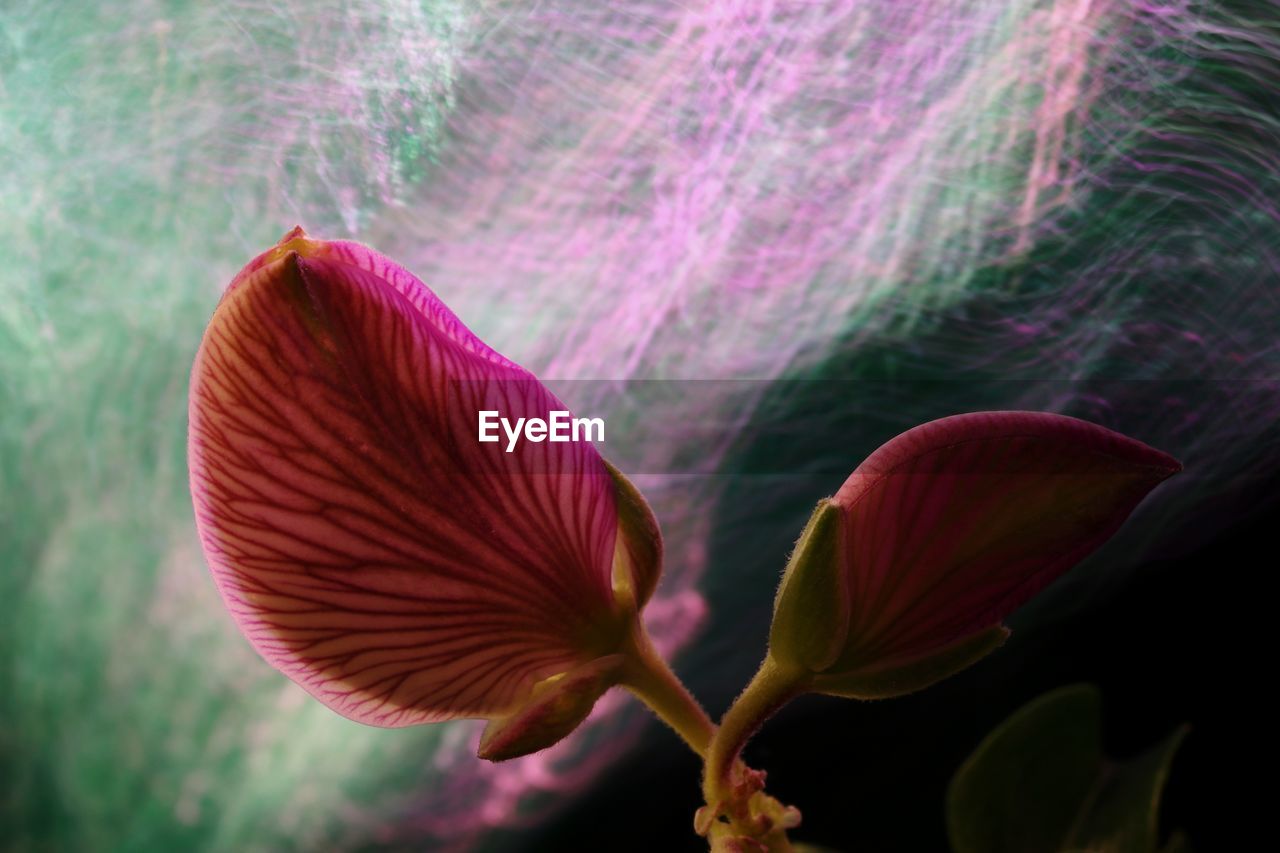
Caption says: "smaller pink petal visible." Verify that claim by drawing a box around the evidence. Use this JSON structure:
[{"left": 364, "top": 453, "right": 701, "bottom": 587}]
[{"left": 828, "top": 411, "right": 1180, "bottom": 674}]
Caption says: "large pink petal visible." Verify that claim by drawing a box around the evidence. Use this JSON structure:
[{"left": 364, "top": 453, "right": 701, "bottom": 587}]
[
  {"left": 189, "top": 237, "right": 627, "bottom": 727},
  {"left": 829, "top": 411, "right": 1180, "bottom": 673}
]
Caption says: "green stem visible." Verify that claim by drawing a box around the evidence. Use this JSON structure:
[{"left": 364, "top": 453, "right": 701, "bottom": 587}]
[
  {"left": 704, "top": 654, "right": 809, "bottom": 806},
  {"left": 618, "top": 623, "right": 717, "bottom": 757}
]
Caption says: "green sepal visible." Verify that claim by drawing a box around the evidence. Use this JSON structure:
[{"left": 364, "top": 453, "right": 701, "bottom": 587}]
[
  {"left": 768, "top": 500, "right": 849, "bottom": 673},
  {"left": 604, "top": 460, "right": 663, "bottom": 612},
  {"left": 810, "top": 625, "right": 1009, "bottom": 700},
  {"left": 947, "top": 684, "right": 1188, "bottom": 853},
  {"left": 477, "top": 654, "right": 624, "bottom": 762}
]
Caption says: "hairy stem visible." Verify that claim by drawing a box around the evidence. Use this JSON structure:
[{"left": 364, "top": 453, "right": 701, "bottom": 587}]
[
  {"left": 618, "top": 623, "right": 717, "bottom": 757},
  {"left": 704, "top": 654, "right": 809, "bottom": 806}
]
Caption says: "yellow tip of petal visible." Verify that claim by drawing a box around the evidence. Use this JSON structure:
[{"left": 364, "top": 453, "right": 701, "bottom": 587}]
[{"left": 270, "top": 225, "right": 321, "bottom": 260}]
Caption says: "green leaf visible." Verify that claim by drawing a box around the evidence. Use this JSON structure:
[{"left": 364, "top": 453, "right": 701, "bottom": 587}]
[{"left": 947, "top": 684, "right": 1188, "bottom": 853}]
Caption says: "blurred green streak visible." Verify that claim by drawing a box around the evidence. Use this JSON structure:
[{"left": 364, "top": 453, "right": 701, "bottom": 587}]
[{"left": 1, "top": 2, "right": 461, "bottom": 849}]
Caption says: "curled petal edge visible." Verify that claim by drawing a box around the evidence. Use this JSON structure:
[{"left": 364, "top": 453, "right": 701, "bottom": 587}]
[{"left": 478, "top": 654, "right": 626, "bottom": 761}]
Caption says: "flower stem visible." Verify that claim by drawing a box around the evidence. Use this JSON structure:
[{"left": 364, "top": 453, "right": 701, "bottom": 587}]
[
  {"left": 703, "top": 654, "right": 809, "bottom": 805},
  {"left": 618, "top": 624, "right": 717, "bottom": 757}
]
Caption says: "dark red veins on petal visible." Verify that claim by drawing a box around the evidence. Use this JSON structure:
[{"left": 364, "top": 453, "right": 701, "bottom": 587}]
[
  {"left": 189, "top": 245, "right": 622, "bottom": 727},
  {"left": 829, "top": 411, "right": 1180, "bottom": 673}
]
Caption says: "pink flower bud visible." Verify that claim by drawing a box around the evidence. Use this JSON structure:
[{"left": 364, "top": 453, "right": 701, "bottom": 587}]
[{"left": 771, "top": 411, "right": 1180, "bottom": 697}]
